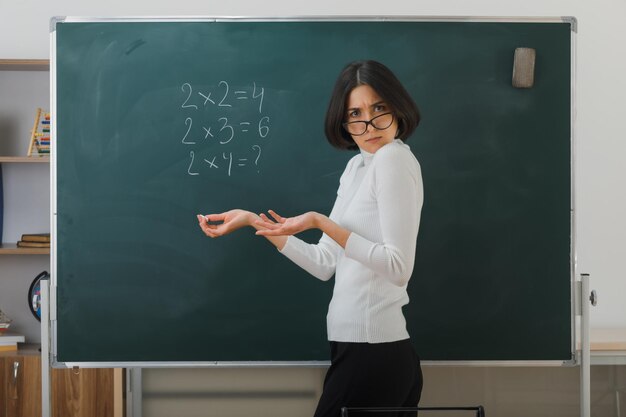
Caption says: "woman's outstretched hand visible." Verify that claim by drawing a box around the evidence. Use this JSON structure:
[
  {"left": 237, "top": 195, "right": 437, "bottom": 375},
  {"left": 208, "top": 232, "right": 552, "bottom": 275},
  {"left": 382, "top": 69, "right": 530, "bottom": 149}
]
[
  {"left": 197, "top": 209, "right": 253, "bottom": 238},
  {"left": 254, "top": 210, "right": 319, "bottom": 237}
]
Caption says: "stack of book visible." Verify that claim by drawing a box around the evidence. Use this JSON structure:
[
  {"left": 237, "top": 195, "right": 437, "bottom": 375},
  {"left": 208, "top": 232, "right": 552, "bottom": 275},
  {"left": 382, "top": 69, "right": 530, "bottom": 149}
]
[
  {"left": 0, "top": 309, "right": 21, "bottom": 352},
  {"left": 17, "top": 233, "right": 50, "bottom": 248},
  {"left": 0, "top": 333, "right": 25, "bottom": 352}
]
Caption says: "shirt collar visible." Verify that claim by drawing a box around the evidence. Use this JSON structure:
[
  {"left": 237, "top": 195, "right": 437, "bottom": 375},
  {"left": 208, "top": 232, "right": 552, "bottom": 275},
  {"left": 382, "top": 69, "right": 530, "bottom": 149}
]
[{"left": 360, "top": 148, "right": 374, "bottom": 166}]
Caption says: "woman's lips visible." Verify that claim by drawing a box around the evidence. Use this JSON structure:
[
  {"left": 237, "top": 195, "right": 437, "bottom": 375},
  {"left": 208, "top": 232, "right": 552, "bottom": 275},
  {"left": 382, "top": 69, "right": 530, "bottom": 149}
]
[{"left": 366, "top": 136, "right": 382, "bottom": 142}]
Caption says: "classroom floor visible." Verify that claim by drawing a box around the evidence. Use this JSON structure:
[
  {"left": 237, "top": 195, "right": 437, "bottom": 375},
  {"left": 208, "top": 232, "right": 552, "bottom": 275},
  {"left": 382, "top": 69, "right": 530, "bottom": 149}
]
[{"left": 140, "top": 365, "right": 626, "bottom": 417}]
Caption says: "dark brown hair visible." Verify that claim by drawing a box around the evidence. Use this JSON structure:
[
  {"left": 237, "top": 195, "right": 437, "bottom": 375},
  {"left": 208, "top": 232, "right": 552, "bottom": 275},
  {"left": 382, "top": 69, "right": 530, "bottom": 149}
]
[{"left": 324, "top": 60, "right": 420, "bottom": 150}]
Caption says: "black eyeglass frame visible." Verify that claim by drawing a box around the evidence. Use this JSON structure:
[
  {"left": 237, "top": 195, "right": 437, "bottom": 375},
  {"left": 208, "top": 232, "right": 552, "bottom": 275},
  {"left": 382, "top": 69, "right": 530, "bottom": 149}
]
[{"left": 342, "top": 112, "right": 395, "bottom": 136}]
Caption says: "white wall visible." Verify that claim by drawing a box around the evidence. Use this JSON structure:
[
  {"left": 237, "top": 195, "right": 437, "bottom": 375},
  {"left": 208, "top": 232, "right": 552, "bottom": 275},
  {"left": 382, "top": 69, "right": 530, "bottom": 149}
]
[{"left": 1, "top": 0, "right": 624, "bottom": 329}]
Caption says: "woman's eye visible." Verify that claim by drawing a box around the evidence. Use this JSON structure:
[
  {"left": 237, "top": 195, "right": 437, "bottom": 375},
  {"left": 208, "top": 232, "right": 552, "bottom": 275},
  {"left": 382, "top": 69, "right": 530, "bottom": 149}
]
[
  {"left": 349, "top": 110, "right": 360, "bottom": 118},
  {"left": 374, "top": 104, "right": 386, "bottom": 112}
]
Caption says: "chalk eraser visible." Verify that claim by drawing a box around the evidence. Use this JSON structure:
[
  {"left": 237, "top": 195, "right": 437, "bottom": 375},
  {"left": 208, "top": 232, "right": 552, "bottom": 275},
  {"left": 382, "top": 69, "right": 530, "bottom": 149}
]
[{"left": 512, "top": 47, "right": 536, "bottom": 88}]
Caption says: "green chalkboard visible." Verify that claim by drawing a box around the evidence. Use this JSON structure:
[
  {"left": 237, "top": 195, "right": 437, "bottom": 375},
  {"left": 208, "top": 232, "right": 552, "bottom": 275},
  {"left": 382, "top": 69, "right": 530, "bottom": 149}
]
[{"left": 53, "top": 19, "right": 573, "bottom": 363}]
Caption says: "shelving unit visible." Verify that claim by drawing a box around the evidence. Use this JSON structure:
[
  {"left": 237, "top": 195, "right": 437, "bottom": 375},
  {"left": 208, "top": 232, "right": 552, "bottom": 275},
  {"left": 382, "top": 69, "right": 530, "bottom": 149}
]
[
  {"left": 0, "top": 59, "right": 49, "bottom": 71},
  {"left": 0, "top": 157, "right": 49, "bottom": 163},
  {"left": 0, "top": 59, "right": 51, "bottom": 257},
  {"left": 0, "top": 243, "right": 49, "bottom": 255}
]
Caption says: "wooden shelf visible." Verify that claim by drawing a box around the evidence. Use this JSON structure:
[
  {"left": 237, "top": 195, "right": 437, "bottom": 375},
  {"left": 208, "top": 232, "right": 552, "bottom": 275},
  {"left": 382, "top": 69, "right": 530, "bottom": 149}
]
[
  {"left": 0, "top": 343, "right": 41, "bottom": 357},
  {"left": 0, "top": 59, "right": 49, "bottom": 71},
  {"left": 0, "top": 156, "right": 49, "bottom": 163},
  {"left": 0, "top": 243, "right": 50, "bottom": 255}
]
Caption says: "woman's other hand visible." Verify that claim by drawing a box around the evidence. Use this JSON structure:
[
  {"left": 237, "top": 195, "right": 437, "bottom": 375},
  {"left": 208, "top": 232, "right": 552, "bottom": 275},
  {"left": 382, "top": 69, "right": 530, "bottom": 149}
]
[
  {"left": 196, "top": 209, "right": 254, "bottom": 238},
  {"left": 254, "top": 210, "right": 319, "bottom": 237}
]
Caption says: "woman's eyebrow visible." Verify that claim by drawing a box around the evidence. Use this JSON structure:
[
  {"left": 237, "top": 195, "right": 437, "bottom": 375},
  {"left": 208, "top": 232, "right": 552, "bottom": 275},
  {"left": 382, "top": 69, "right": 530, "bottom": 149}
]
[{"left": 346, "top": 101, "right": 386, "bottom": 113}]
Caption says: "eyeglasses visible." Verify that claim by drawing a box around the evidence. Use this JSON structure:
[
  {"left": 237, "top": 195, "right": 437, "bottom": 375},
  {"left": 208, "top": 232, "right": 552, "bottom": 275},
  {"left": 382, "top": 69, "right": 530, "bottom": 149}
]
[{"left": 342, "top": 113, "right": 394, "bottom": 136}]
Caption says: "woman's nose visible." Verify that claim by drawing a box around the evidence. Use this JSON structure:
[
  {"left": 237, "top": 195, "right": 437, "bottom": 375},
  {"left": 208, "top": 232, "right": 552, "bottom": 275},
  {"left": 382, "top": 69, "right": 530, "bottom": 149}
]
[{"left": 362, "top": 114, "right": 373, "bottom": 129}]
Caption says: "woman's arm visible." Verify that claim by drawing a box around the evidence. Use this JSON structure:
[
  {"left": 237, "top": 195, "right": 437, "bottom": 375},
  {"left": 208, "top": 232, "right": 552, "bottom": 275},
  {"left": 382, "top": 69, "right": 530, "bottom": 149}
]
[
  {"left": 198, "top": 209, "right": 338, "bottom": 281},
  {"left": 197, "top": 209, "right": 339, "bottom": 281},
  {"left": 255, "top": 210, "right": 350, "bottom": 248},
  {"left": 254, "top": 210, "right": 343, "bottom": 282},
  {"left": 253, "top": 148, "right": 422, "bottom": 287},
  {"left": 197, "top": 209, "right": 288, "bottom": 249},
  {"left": 342, "top": 146, "right": 423, "bottom": 287},
  {"left": 199, "top": 156, "right": 360, "bottom": 280}
]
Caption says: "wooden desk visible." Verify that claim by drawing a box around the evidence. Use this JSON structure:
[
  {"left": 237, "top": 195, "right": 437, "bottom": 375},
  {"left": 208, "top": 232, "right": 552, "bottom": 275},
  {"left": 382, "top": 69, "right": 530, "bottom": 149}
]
[{"left": 591, "top": 329, "right": 626, "bottom": 365}]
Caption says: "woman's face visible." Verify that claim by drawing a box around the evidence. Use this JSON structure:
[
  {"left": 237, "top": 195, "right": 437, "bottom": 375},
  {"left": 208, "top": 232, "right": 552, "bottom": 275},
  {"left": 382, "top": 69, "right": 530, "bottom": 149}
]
[{"left": 344, "top": 84, "right": 398, "bottom": 154}]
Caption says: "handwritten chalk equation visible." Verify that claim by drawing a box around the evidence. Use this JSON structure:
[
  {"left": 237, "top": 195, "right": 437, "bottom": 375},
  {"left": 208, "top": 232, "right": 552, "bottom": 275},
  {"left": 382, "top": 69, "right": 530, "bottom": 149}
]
[
  {"left": 180, "top": 81, "right": 270, "bottom": 177},
  {"left": 180, "top": 116, "right": 270, "bottom": 145},
  {"left": 181, "top": 81, "right": 264, "bottom": 113},
  {"left": 187, "top": 145, "right": 262, "bottom": 177}
]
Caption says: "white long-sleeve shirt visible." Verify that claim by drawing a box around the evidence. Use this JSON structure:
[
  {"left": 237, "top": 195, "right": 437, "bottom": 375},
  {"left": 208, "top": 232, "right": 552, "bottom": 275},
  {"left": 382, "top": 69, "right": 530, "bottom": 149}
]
[{"left": 279, "top": 139, "right": 424, "bottom": 343}]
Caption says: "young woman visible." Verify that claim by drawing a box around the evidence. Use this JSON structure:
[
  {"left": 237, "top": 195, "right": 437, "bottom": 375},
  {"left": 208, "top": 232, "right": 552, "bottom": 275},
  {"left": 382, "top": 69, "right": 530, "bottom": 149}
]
[{"left": 197, "top": 60, "right": 424, "bottom": 417}]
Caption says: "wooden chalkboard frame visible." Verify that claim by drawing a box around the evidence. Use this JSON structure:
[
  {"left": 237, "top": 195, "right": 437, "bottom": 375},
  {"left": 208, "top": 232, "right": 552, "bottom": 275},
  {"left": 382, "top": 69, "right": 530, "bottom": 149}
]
[{"left": 49, "top": 16, "right": 577, "bottom": 368}]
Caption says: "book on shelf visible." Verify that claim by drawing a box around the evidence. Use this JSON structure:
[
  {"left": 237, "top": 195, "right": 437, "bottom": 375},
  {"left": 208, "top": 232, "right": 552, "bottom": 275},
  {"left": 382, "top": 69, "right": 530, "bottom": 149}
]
[
  {"left": 17, "top": 241, "right": 50, "bottom": 248},
  {"left": 0, "top": 333, "right": 25, "bottom": 352},
  {"left": 0, "top": 344, "right": 18, "bottom": 352},
  {"left": 21, "top": 233, "right": 50, "bottom": 243}
]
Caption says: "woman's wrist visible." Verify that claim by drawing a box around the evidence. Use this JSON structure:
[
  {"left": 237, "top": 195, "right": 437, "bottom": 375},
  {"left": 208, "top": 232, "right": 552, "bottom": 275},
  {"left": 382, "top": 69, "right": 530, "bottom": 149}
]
[
  {"left": 313, "top": 212, "right": 350, "bottom": 248},
  {"left": 313, "top": 212, "right": 327, "bottom": 231},
  {"left": 246, "top": 211, "right": 261, "bottom": 228}
]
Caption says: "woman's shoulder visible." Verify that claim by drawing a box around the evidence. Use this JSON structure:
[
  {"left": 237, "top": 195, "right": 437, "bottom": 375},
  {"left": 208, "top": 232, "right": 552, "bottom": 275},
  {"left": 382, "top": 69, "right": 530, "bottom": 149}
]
[{"left": 373, "top": 140, "right": 420, "bottom": 171}]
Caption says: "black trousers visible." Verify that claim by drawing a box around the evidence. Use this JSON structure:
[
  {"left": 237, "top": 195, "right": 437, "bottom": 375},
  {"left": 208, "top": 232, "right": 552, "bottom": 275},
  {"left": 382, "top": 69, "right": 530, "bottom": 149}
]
[{"left": 313, "top": 339, "right": 423, "bottom": 417}]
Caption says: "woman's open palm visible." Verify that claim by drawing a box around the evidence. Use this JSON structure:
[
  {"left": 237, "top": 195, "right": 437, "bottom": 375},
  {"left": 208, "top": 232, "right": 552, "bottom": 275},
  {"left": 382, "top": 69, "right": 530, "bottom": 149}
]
[{"left": 254, "top": 210, "right": 317, "bottom": 236}]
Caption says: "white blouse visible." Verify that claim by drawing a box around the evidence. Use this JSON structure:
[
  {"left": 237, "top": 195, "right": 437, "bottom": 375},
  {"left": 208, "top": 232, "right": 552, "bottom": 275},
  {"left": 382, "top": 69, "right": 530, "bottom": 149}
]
[{"left": 279, "top": 139, "right": 423, "bottom": 343}]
